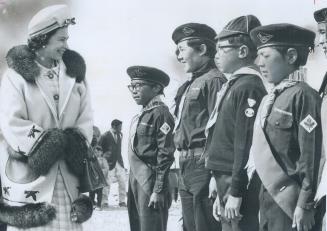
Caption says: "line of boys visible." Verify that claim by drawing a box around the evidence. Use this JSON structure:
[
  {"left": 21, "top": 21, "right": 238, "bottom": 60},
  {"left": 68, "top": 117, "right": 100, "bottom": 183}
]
[{"left": 125, "top": 8, "right": 327, "bottom": 231}]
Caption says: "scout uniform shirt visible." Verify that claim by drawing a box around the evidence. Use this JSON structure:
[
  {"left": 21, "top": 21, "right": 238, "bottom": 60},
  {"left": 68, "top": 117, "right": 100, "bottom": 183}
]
[
  {"left": 173, "top": 62, "right": 226, "bottom": 151},
  {"left": 129, "top": 95, "right": 175, "bottom": 194}
]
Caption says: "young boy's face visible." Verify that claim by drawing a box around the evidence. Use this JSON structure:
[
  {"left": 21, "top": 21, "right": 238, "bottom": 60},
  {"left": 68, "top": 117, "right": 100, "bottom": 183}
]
[
  {"left": 215, "top": 39, "right": 240, "bottom": 74},
  {"left": 318, "top": 23, "right": 327, "bottom": 57},
  {"left": 256, "top": 47, "right": 290, "bottom": 85},
  {"left": 128, "top": 80, "right": 157, "bottom": 106},
  {"left": 176, "top": 40, "right": 205, "bottom": 73}
]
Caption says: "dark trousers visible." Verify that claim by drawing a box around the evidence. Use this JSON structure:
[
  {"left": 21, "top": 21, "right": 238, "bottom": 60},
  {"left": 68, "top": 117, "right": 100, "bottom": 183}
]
[
  {"left": 89, "top": 188, "right": 103, "bottom": 207},
  {"left": 127, "top": 172, "right": 170, "bottom": 231},
  {"left": 179, "top": 157, "right": 221, "bottom": 231},
  {"left": 213, "top": 171, "right": 260, "bottom": 231}
]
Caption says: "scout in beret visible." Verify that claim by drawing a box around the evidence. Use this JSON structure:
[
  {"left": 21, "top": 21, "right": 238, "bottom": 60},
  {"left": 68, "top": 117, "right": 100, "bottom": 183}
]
[
  {"left": 248, "top": 24, "right": 322, "bottom": 231},
  {"left": 0, "top": 4, "right": 94, "bottom": 229},
  {"left": 172, "top": 22, "right": 226, "bottom": 231},
  {"left": 126, "top": 65, "right": 175, "bottom": 231},
  {"left": 206, "top": 15, "right": 266, "bottom": 231},
  {"left": 313, "top": 7, "right": 327, "bottom": 231}
]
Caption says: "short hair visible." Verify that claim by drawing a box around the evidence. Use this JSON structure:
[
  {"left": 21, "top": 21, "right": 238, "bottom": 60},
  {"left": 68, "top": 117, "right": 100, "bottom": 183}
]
[
  {"left": 27, "top": 27, "right": 61, "bottom": 52},
  {"left": 223, "top": 34, "right": 257, "bottom": 60},
  {"left": 111, "top": 119, "right": 122, "bottom": 127},
  {"left": 175, "top": 38, "right": 216, "bottom": 61},
  {"left": 273, "top": 46, "right": 312, "bottom": 68}
]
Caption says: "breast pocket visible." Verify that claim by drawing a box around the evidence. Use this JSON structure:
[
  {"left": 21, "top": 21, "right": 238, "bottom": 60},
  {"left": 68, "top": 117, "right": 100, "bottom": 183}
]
[
  {"left": 137, "top": 122, "right": 156, "bottom": 137},
  {"left": 267, "top": 110, "right": 293, "bottom": 152},
  {"left": 185, "top": 88, "right": 201, "bottom": 113}
]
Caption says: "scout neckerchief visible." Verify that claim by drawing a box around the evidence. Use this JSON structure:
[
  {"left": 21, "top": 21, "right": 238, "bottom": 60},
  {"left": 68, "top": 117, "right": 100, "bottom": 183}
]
[
  {"left": 205, "top": 66, "right": 261, "bottom": 137},
  {"left": 173, "top": 61, "right": 215, "bottom": 131},
  {"left": 246, "top": 77, "right": 298, "bottom": 182}
]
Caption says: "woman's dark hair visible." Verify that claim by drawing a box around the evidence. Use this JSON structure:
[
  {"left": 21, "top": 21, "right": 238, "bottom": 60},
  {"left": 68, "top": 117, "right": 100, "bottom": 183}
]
[
  {"left": 27, "top": 27, "right": 60, "bottom": 52},
  {"left": 273, "top": 46, "right": 312, "bottom": 68}
]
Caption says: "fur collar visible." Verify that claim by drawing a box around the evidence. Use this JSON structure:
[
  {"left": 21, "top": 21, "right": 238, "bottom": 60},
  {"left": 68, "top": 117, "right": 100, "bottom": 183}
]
[{"left": 6, "top": 45, "right": 86, "bottom": 83}]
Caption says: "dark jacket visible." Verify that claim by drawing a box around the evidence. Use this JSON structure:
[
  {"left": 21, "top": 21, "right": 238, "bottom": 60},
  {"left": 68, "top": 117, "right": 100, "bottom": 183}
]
[
  {"left": 206, "top": 69, "right": 267, "bottom": 197},
  {"left": 174, "top": 63, "right": 226, "bottom": 150},
  {"left": 99, "top": 130, "right": 124, "bottom": 170}
]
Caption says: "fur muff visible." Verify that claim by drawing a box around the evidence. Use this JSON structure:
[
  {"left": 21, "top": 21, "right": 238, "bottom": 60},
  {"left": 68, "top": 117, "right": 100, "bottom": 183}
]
[
  {"left": 0, "top": 202, "right": 56, "bottom": 228},
  {"left": 6, "top": 45, "right": 86, "bottom": 83},
  {"left": 64, "top": 128, "right": 88, "bottom": 177},
  {"left": 70, "top": 195, "right": 93, "bottom": 223},
  {"left": 28, "top": 128, "right": 66, "bottom": 176}
]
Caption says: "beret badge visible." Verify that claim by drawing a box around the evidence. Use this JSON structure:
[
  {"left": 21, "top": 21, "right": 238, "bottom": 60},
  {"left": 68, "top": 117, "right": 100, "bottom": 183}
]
[
  {"left": 182, "top": 27, "right": 195, "bottom": 36},
  {"left": 257, "top": 32, "right": 273, "bottom": 44}
]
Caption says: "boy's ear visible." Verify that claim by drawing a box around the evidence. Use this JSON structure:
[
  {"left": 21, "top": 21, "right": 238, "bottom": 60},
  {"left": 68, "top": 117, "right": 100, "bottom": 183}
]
[
  {"left": 238, "top": 45, "right": 249, "bottom": 59},
  {"left": 199, "top": 44, "right": 208, "bottom": 56},
  {"left": 286, "top": 48, "right": 298, "bottom": 65}
]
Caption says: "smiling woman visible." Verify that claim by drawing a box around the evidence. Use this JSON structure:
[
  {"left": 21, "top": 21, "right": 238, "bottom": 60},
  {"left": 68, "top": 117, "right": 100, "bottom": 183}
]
[{"left": 0, "top": 4, "right": 94, "bottom": 231}]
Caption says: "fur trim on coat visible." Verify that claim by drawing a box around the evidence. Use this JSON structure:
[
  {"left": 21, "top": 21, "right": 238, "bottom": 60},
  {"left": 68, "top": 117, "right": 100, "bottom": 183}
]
[
  {"left": 0, "top": 202, "right": 56, "bottom": 228},
  {"left": 71, "top": 195, "right": 93, "bottom": 223},
  {"left": 64, "top": 128, "right": 88, "bottom": 177},
  {"left": 28, "top": 128, "right": 66, "bottom": 176},
  {"left": 6, "top": 45, "right": 86, "bottom": 83}
]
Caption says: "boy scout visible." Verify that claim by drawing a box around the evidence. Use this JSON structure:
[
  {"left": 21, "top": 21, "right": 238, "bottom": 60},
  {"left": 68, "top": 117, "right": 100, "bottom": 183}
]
[
  {"left": 249, "top": 24, "right": 321, "bottom": 231},
  {"left": 172, "top": 23, "right": 226, "bottom": 231},
  {"left": 205, "top": 15, "right": 266, "bottom": 231},
  {"left": 127, "top": 66, "right": 175, "bottom": 231},
  {"left": 313, "top": 7, "right": 327, "bottom": 230}
]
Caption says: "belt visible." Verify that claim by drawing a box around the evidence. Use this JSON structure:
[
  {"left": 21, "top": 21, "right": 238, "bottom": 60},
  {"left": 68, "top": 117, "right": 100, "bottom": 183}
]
[{"left": 179, "top": 147, "right": 204, "bottom": 158}]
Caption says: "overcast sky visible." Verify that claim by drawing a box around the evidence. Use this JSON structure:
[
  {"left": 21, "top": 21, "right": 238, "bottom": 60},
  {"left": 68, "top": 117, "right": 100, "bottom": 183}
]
[{"left": 1, "top": 0, "right": 327, "bottom": 164}]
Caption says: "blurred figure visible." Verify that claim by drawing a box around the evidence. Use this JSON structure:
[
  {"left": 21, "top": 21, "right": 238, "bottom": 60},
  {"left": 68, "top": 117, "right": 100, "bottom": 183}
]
[{"left": 98, "top": 119, "right": 127, "bottom": 207}]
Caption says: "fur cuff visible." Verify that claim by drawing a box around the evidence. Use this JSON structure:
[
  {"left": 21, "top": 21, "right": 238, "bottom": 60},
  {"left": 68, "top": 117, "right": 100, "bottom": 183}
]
[
  {"left": 71, "top": 195, "right": 93, "bottom": 223},
  {"left": 0, "top": 202, "right": 56, "bottom": 228},
  {"left": 64, "top": 128, "right": 88, "bottom": 177},
  {"left": 28, "top": 128, "right": 66, "bottom": 176}
]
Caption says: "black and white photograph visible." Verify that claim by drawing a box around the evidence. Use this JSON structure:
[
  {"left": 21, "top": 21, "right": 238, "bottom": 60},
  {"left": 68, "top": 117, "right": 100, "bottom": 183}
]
[{"left": 0, "top": 0, "right": 326, "bottom": 230}]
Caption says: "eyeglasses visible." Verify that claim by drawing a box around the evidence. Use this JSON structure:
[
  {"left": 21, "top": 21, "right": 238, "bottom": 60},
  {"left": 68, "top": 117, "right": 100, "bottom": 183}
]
[{"left": 127, "top": 83, "right": 153, "bottom": 92}]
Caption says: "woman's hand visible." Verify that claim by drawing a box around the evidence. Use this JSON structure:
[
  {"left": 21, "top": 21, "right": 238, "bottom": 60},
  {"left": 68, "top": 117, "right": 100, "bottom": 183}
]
[
  {"left": 148, "top": 192, "right": 165, "bottom": 209},
  {"left": 292, "top": 206, "right": 315, "bottom": 231}
]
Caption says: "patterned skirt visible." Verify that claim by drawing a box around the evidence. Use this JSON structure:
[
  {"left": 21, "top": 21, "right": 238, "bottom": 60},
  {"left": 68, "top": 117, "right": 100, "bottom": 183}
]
[{"left": 7, "top": 169, "right": 83, "bottom": 231}]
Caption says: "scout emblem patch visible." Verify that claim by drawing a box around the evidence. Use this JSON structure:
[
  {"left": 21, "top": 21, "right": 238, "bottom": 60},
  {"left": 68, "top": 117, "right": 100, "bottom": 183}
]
[
  {"left": 247, "top": 98, "right": 256, "bottom": 107},
  {"left": 300, "top": 115, "right": 317, "bottom": 133},
  {"left": 182, "top": 27, "right": 195, "bottom": 36},
  {"left": 257, "top": 32, "right": 273, "bottom": 43},
  {"left": 160, "top": 122, "right": 171, "bottom": 135},
  {"left": 245, "top": 108, "right": 255, "bottom": 117}
]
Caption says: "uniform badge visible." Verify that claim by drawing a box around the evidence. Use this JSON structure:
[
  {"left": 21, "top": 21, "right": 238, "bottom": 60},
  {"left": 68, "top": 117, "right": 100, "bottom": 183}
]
[
  {"left": 160, "top": 122, "right": 171, "bottom": 135},
  {"left": 245, "top": 108, "right": 255, "bottom": 117},
  {"left": 257, "top": 32, "right": 273, "bottom": 44},
  {"left": 300, "top": 115, "right": 317, "bottom": 133},
  {"left": 133, "top": 68, "right": 147, "bottom": 77},
  {"left": 247, "top": 98, "right": 256, "bottom": 107},
  {"left": 182, "top": 27, "right": 195, "bottom": 36}
]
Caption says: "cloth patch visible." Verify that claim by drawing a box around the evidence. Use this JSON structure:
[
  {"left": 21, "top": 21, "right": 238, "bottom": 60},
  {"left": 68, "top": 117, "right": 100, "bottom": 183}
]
[
  {"left": 247, "top": 98, "right": 256, "bottom": 107},
  {"left": 160, "top": 122, "right": 171, "bottom": 135},
  {"left": 300, "top": 115, "right": 317, "bottom": 133},
  {"left": 245, "top": 108, "right": 255, "bottom": 117}
]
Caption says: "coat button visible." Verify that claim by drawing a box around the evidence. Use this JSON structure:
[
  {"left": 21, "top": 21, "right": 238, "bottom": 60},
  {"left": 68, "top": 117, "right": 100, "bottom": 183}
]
[
  {"left": 53, "top": 94, "right": 59, "bottom": 100},
  {"left": 48, "top": 72, "right": 54, "bottom": 79},
  {"left": 275, "top": 121, "right": 280, "bottom": 126}
]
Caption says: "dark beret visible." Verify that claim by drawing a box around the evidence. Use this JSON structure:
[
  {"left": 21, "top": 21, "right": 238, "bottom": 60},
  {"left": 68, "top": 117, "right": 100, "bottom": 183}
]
[
  {"left": 127, "top": 66, "right": 170, "bottom": 87},
  {"left": 314, "top": 8, "right": 327, "bottom": 23},
  {"left": 172, "top": 23, "right": 216, "bottom": 44},
  {"left": 250, "top": 23, "right": 315, "bottom": 50}
]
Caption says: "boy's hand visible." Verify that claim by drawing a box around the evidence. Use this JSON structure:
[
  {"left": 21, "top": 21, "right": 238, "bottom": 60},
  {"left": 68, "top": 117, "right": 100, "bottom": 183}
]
[{"left": 225, "top": 195, "right": 243, "bottom": 220}]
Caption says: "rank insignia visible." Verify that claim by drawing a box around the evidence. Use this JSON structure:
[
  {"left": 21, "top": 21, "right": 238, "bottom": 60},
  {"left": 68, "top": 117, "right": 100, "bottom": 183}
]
[
  {"left": 245, "top": 108, "right": 255, "bottom": 118},
  {"left": 160, "top": 122, "right": 171, "bottom": 135},
  {"left": 247, "top": 98, "right": 256, "bottom": 107},
  {"left": 257, "top": 32, "right": 273, "bottom": 44},
  {"left": 182, "top": 27, "right": 195, "bottom": 36},
  {"left": 24, "top": 190, "right": 39, "bottom": 201},
  {"left": 300, "top": 115, "right": 317, "bottom": 133}
]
